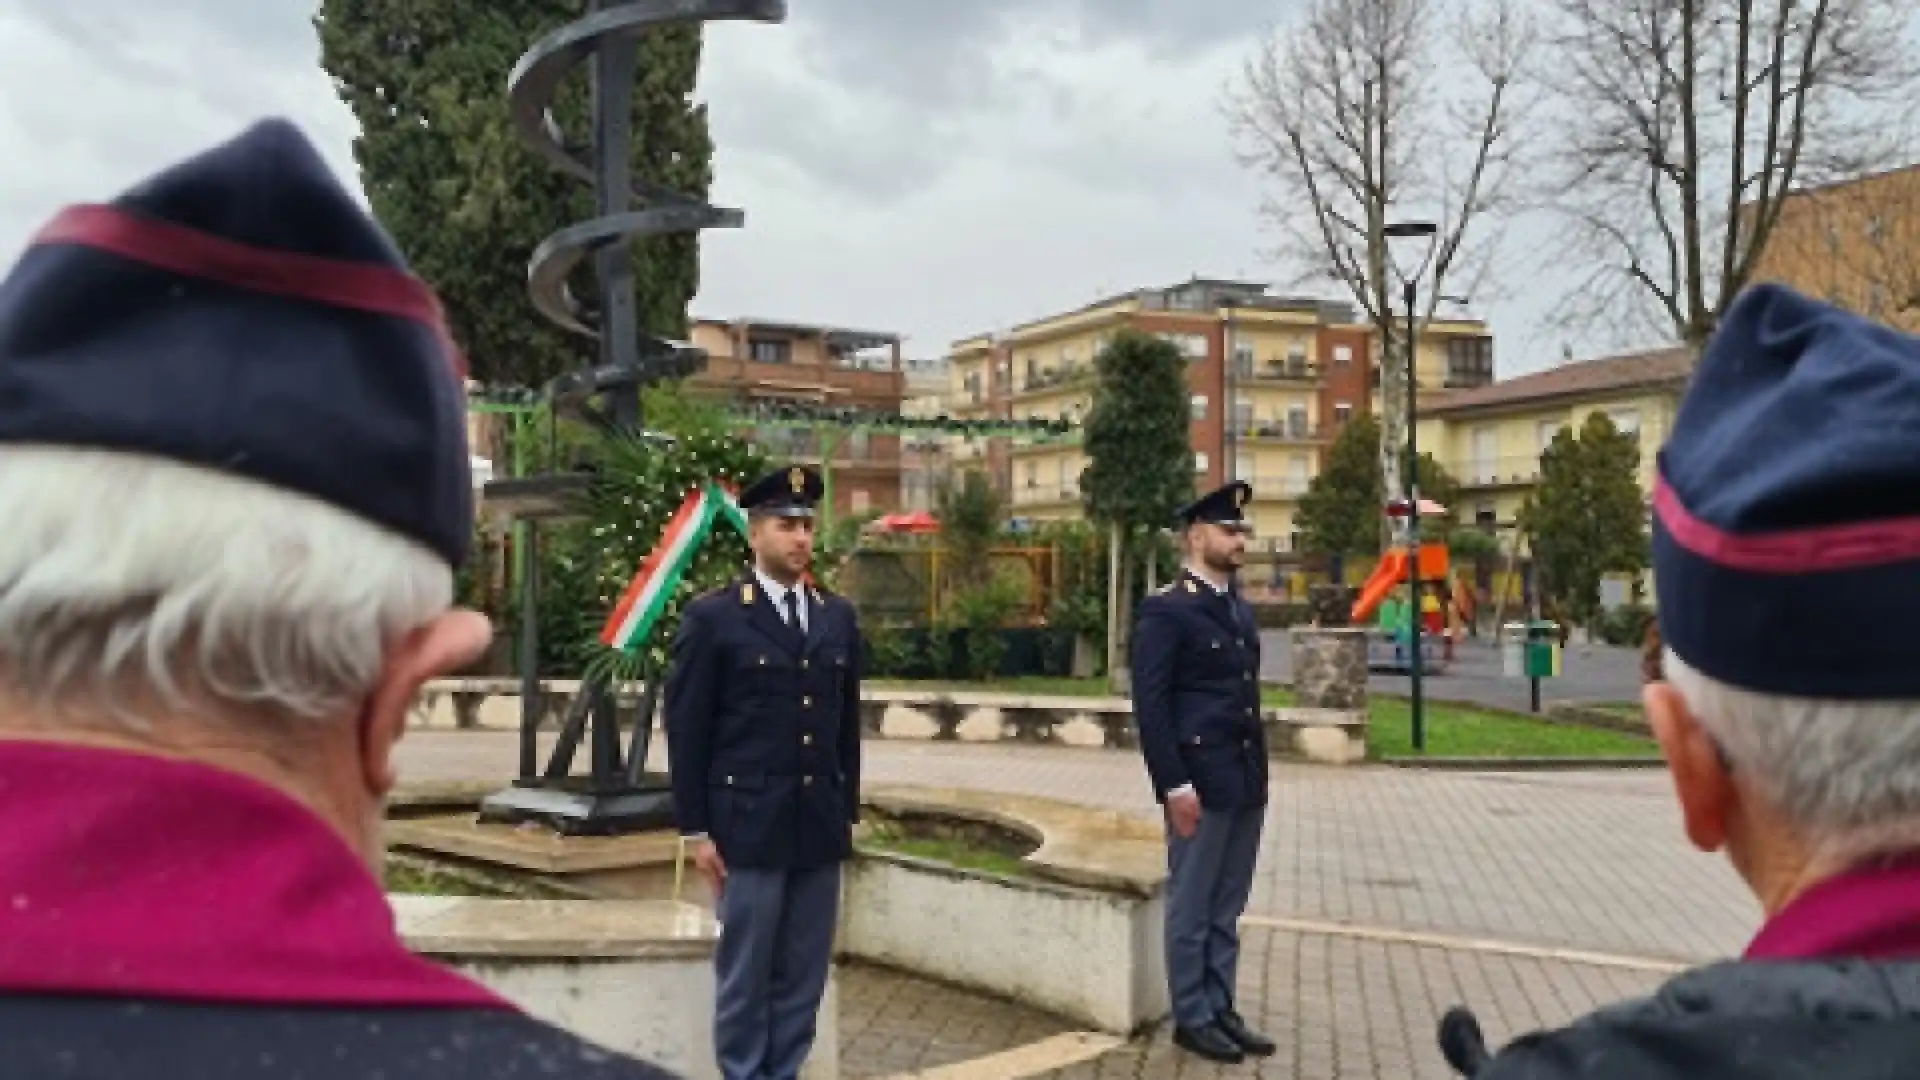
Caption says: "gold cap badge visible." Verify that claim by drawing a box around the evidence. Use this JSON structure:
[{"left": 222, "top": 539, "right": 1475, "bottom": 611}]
[
  {"left": 1234, "top": 487, "right": 1246, "bottom": 509},
  {"left": 789, "top": 467, "right": 805, "bottom": 493}
]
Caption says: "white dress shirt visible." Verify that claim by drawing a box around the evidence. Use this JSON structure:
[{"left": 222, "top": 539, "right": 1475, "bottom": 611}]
[{"left": 754, "top": 567, "right": 808, "bottom": 634}]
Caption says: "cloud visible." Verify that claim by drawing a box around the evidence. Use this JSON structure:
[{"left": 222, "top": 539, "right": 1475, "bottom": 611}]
[
  {"left": 0, "top": 4, "right": 357, "bottom": 266},
  {"left": 0, "top": 0, "right": 1583, "bottom": 378}
]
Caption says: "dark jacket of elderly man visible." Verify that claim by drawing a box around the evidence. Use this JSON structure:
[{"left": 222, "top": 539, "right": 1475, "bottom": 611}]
[
  {"left": 1441, "top": 285, "right": 1920, "bottom": 1078},
  {"left": 0, "top": 119, "right": 678, "bottom": 1078}
]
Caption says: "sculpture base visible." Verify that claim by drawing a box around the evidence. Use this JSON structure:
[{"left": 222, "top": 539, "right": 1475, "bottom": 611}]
[{"left": 479, "top": 775, "right": 676, "bottom": 837}]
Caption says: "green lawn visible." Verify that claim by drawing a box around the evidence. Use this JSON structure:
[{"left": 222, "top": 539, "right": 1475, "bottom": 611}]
[
  {"left": 856, "top": 824, "right": 1033, "bottom": 879},
  {"left": 871, "top": 676, "right": 1659, "bottom": 760},
  {"left": 1361, "top": 697, "right": 1657, "bottom": 759}
]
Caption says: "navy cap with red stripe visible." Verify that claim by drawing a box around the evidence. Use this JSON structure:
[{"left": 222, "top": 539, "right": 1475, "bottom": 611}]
[
  {"left": 0, "top": 117, "right": 473, "bottom": 567},
  {"left": 1654, "top": 283, "right": 1920, "bottom": 698}
]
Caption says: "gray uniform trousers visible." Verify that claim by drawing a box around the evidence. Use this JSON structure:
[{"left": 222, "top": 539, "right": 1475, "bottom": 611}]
[
  {"left": 714, "top": 863, "right": 841, "bottom": 1080},
  {"left": 1164, "top": 803, "right": 1265, "bottom": 1028}
]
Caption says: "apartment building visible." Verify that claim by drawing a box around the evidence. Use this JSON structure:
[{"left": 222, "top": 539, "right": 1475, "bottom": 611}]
[
  {"left": 687, "top": 317, "right": 907, "bottom": 519},
  {"left": 1747, "top": 164, "right": 1920, "bottom": 334},
  {"left": 1415, "top": 346, "right": 1694, "bottom": 530},
  {"left": 948, "top": 277, "right": 1495, "bottom": 547}
]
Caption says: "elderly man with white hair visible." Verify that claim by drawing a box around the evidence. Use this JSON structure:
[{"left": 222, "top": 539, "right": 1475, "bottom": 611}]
[
  {"left": 1440, "top": 284, "right": 1920, "bottom": 1077},
  {"left": 0, "top": 119, "right": 679, "bottom": 1078}
]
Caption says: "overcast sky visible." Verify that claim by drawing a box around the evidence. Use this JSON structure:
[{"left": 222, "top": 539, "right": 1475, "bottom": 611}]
[{"left": 0, "top": 1, "right": 1793, "bottom": 378}]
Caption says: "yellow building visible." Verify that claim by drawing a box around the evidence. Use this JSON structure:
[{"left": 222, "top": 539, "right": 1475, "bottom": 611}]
[
  {"left": 947, "top": 278, "right": 1494, "bottom": 548},
  {"left": 1747, "top": 164, "right": 1920, "bottom": 334},
  {"left": 1416, "top": 346, "right": 1695, "bottom": 529}
]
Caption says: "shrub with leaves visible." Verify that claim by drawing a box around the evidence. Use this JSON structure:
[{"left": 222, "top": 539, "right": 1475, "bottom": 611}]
[{"left": 568, "top": 388, "right": 766, "bottom": 683}]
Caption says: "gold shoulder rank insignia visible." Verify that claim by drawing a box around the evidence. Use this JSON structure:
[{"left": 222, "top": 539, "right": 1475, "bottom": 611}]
[
  {"left": 740, "top": 583, "right": 754, "bottom": 605},
  {"left": 1185, "top": 580, "right": 1198, "bottom": 594}
]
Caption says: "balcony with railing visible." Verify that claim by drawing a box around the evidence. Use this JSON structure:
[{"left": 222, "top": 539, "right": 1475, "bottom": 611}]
[
  {"left": 1009, "top": 480, "right": 1081, "bottom": 508},
  {"left": 696, "top": 354, "right": 904, "bottom": 404},
  {"left": 1237, "top": 476, "right": 1312, "bottom": 499},
  {"left": 1012, "top": 364, "right": 1096, "bottom": 398},
  {"left": 1230, "top": 418, "right": 1324, "bottom": 443},
  {"left": 1459, "top": 454, "right": 1544, "bottom": 487},
  {"left": 1232, "top": 354, "right": 1320, "bottom": 383}
]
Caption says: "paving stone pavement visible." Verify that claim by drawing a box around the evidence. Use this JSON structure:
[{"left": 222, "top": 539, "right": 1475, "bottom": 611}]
[
  {"left": 1260, "top": 634, "right": 1647, "bottom": 713},
  {"left": 837, "top": 961, "right": 1078, "bottom": 1078},
  {"left": 397, "top": 732, "right": 1760, "bottom": 1079}
]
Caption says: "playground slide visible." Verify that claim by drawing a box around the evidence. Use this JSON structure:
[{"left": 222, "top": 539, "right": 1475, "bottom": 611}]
[{"left": 1350, "top": 549, "right": 1409, "bottom": 623}]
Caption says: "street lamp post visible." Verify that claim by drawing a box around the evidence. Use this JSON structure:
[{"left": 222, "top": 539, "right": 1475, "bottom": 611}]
[{"left": 1385, "top": 220, "right": 1438, "bottom": 752}]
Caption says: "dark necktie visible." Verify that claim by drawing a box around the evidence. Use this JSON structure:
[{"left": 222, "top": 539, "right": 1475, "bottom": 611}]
[{"left": 783, "top": 590, "right": 805, "bottom": 646}]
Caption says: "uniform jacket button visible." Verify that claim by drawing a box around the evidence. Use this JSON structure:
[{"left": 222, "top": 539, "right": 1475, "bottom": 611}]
[
  {"left": 802, "top": 733, "right": 814, "bottom": 745},
  {"left": 802, "top": 696, "right": 813, "bottom": 708}
]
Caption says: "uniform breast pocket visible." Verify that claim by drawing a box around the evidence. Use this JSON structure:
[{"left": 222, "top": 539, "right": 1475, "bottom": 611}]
[
  {"left": 1186, "top": 636, "right": 1241, "bottom": 676},
  {"left": 734, "top": 650, "right": 792, "bottom": 689}
]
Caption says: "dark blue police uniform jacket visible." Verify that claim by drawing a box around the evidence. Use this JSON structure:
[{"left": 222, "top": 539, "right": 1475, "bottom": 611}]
[
  {"left": 665, "top": 576, "right": 863, "bottom": 871},
  {"left": 1130, "top": 572, "right": 1269, "bottom": 809}
]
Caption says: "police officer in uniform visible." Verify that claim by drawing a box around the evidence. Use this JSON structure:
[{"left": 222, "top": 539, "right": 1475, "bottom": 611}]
[
  {"left": 1130, "top": 481, "right": 1277, "bottom": 1065},
  {"left": 664, "top": 465, "right": 863, "bottom": 1080}
]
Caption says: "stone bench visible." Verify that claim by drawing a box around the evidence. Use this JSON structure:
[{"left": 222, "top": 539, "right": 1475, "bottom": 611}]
[
  {"left": 414, "top": 681, "right": 1367, "bottom": 764},
  {"left": 1267, "top": 707, "right": 1368, "bottom": 765},
  {"left": 415, "top": 677, "right": 652, "bottom": 731},
  {"left": 862, "top": 688, "right": 1138, "bottom": 749}
]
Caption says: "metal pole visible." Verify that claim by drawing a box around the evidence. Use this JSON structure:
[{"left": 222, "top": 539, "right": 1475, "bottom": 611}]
[
  {"left": 816, "top": 422, "right": 846, "bottom": 538},
  {"left": 1224, "top": 312, "right": 1238, "bottom": 488},
  {"left": 517, "top": 520, "right": 541, "bottom": 780},
  {"left": 1404, "top": 278, "right": 1425, "bottom": 752}
]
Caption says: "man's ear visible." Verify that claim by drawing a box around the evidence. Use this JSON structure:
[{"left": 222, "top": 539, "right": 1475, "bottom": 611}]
[
  {"left": 358, "top": 610, "right": 492, "bottom": 797},
  {"left": 1645, "top": 680, "right": 1734, "bottom": 853}
]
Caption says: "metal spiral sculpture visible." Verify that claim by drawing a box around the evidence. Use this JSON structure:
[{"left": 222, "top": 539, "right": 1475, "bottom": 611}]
[
  {"left": 481, "top": 0, "right": 784, "bottom": 835},
  {"left": 509, "top": 0, "right": 786, "bottom": 430}
]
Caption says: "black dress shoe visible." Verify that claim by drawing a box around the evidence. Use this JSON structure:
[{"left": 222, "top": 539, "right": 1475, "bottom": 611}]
[
  {"left": 1173, "top": 1023, "right": 1244, "bottom": 1064},
  {"left": 1217, "top": 1008, "right": 1278, "bottom": 1057}
]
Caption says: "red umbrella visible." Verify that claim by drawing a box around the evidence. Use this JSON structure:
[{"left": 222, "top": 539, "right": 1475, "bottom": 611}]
[
  {"left": 1383, "top": 497, "right": 1450, "bottom": 518},
  {"left": 868, "top": 510, "right": 940, "bottom": 534}
]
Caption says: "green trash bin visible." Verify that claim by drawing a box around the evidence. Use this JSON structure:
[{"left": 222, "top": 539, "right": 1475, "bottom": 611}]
[{"left": 1524, "top": 620, "right": 1561, "bottom": 678}]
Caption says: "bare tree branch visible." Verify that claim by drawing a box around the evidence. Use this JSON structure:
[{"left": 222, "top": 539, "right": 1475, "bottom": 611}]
[
  {"left": 1227, "top": 0, "right": 1532, "bottom": 496},
  {"left": 1541, "top": 0, "right": 1918, "bottom": 346}
]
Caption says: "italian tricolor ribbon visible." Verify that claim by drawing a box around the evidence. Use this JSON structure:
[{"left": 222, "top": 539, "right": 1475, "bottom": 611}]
[{"left": 600, "top": 480, "right": 749, "bottom": 653}]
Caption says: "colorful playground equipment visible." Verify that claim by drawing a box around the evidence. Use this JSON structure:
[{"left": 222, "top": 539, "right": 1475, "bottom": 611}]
[{"left": 1353, "top": 497, "right": 1453, "bottom": 673}]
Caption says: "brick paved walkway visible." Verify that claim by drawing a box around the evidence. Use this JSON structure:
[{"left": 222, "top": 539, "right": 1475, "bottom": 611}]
[
  {"left": 397, "top": 732, "right": 1757, "bottom": 1078},
  {"left": 839, "top": 962, "right": 1079, "bottom": 1078}
]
